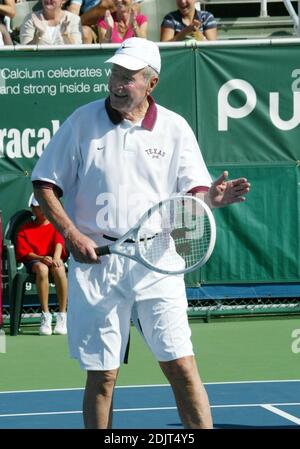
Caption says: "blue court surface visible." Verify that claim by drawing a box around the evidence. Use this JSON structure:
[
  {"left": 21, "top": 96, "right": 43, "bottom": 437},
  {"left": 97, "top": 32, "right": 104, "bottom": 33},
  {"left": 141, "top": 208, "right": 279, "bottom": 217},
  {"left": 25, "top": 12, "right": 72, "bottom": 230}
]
[{"left": 0, "top": 380, "right": 299, "bottom": 429}]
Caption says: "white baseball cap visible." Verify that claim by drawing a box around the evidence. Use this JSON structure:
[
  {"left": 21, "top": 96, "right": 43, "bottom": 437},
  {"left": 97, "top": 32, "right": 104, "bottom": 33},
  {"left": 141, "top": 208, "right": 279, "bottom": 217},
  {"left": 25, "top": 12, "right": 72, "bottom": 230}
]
[{"left": 105, "top": 37, "right": 161, "bottom": 74}]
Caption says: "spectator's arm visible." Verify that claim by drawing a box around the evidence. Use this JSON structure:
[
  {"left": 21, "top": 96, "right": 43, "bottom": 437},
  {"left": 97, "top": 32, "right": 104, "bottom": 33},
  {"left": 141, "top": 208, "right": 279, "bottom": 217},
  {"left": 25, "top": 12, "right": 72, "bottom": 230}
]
[
  {"left": 133, "top": 20, "right": 147, "bottom": 38},
  {"left": 98, "top": 24, "right": 112, "bottom": 43},
  {"left": 20, "top": 14, "right": 43, "bottom": 45},
  {"left": 97, "top": 10, "right": 113, "bottom": 43},
  {"left": 24, "top": 253, "right": 47, "bottom": 262},
  {"left": 52, "top": 243, "right": 65, "bottom": 267},
  {"left": 160, "top": 26, "right": 175, "bottom": 42},
  {"left": 131, "top": 15, "right": 147, "bottom": 38},
  {"left": 0, "top": 0, "right": 16, "bottom": 19},
  {"left": 81, "top": 0, "right": 115, "bottom": 26},
  {"left": 67, "top": 3, "right": 81, "bottom": 16},
  {"left": 204, "top": 27, "right": 217, "bottom": 40},
  {"left": 160, "top": 25, "right": 192, "bottom": 42},
  {"left": 62, "top": 14, "right": 83, "bottom": 44},
  {"left": 53, "top": 230, "right": 68, "bottom": 261},
  {"left": 0, "top": 23, "right": 12, "bottom": 44},
  {"left": 53, "top": 243, "right": 63, "bottom": 260}
]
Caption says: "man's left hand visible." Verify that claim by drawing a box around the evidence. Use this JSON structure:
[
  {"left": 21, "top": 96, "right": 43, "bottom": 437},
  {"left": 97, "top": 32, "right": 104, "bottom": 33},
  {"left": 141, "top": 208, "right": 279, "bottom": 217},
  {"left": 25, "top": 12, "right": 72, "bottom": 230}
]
[{"left": 208, "top": 171, "right": 250, "bottom": 208}]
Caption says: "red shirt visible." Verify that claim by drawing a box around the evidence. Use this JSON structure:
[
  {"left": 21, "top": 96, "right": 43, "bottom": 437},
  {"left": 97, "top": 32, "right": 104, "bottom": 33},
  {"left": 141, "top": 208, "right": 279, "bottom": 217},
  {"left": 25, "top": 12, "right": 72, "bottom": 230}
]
[{"left": 16, "top": 221, "right": 67, "bottom": 263}]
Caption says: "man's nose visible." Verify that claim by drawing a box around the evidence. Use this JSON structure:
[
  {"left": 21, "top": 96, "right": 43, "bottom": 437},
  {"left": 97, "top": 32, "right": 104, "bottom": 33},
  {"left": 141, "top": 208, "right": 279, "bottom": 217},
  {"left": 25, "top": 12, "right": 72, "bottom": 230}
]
[{"left": 111, "top": 78, "right": 125, "bottom": 91}]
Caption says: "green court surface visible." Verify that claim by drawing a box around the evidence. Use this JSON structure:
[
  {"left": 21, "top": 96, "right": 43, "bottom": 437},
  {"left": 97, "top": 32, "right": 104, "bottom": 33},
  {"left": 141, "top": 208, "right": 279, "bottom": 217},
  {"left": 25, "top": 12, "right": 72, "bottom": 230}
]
[{"left": 0, "top": 317, "right": 299, "bottom": 392}]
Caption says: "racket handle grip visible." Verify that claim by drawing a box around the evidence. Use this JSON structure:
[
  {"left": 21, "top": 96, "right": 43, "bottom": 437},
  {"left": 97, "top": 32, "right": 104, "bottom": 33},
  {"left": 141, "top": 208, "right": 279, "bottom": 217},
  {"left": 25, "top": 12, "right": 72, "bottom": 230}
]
[{"left": 95, "top": 245, "right": 111, "bottom": 256}]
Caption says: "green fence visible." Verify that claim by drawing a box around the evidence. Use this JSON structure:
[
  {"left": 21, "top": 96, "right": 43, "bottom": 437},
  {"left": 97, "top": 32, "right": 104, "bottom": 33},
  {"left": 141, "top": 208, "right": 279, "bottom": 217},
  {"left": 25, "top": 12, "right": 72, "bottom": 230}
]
[{"left": 1, "top": 41, "right": 300, "bottom": 315}]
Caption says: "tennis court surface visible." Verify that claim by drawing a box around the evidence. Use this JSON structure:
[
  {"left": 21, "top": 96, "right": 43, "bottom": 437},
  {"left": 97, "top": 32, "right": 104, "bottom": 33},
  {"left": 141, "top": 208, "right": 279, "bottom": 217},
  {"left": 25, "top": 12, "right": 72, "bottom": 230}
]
[
  {"left": 0, "top": 381, "right": 300, "bottom": 429},
  {"left": 0, "top": 318, "right": 299, "bottom": 429}
]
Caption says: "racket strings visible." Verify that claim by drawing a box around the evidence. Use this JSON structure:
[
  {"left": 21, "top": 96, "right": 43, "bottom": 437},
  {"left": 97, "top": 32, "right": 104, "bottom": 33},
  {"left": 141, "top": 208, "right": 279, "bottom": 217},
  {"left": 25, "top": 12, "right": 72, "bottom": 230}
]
[
  {"left": 171, "top": 215, "right": 211, "bottom": 266},
  {"left": 137, "top": 198, "right": 212, "bottom": 273}
]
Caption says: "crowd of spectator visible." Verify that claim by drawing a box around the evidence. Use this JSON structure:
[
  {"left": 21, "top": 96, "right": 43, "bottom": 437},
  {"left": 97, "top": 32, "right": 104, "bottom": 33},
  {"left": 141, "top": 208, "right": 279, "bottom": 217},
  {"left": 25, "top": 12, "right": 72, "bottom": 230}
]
[{"left": 0, "top": 0, "right": 218, "bottom": 46}]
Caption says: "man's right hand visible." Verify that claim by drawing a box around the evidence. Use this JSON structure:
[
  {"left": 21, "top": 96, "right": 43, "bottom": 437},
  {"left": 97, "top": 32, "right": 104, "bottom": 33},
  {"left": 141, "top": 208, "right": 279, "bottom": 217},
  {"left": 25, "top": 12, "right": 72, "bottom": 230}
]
[{"left": 65, "top": 228, "right": 100, "bottom": 264}]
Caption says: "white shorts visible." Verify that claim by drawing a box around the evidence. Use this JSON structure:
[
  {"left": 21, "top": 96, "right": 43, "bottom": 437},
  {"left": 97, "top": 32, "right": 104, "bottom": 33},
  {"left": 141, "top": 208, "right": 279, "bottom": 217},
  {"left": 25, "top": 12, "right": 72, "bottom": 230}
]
[{"left": 67, "top": 240, "right": 194, "bottom": 371}]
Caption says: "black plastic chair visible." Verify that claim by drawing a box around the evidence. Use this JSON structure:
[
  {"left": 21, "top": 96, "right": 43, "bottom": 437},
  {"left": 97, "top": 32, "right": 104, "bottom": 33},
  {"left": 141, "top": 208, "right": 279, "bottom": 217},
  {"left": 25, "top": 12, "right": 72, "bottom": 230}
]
[{"left": 4, "top": 209, "right": 37, "bottom": 336}]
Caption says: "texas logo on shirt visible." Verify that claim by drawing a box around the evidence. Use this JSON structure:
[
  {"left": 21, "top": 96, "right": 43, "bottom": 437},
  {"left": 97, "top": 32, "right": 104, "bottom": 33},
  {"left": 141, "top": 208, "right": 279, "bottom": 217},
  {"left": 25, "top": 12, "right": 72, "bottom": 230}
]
[{"left": 145, "top": 148, "right": 166, "bottom": 159}]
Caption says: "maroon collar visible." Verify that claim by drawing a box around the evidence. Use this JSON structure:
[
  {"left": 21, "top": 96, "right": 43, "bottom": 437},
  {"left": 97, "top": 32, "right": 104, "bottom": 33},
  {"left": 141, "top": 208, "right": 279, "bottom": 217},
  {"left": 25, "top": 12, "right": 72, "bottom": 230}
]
[
  {"left": 105, "top": 96, "right": 157, "bottom": 131},
  {"left": 142, "top": 96, "right": 157, "bottom": 131}
]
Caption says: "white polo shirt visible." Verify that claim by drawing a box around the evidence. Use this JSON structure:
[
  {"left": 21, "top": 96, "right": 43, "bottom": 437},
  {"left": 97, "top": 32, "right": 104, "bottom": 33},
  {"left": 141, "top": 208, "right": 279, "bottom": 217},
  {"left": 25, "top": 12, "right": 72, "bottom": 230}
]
[{"left": 32, "top": 97, "right": 212, "bottom": 238}]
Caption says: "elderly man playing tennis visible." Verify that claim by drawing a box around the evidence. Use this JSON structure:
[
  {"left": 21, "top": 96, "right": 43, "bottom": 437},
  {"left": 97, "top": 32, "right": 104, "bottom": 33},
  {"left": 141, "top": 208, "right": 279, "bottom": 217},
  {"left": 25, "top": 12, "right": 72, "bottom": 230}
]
[{"left": 32, "top": 38, "right": 250, "bottom": 429}]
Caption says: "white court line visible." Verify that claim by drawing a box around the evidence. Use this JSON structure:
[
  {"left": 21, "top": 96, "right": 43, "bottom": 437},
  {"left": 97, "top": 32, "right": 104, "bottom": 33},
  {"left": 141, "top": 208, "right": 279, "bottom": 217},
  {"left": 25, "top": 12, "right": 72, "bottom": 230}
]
[
  {"left": 0, "top": 387, "right": 84, "bottom": 394},
  {"left": 1, "top": 402, "right": 300, "bottom": 419},
  {"left": 0, "top": 411, "right": 82, "bottom": 418},
  {"left": 205, "top": 379, "right": 300, "bottom": 385},
  {"left": 0, "top": 379, "right": 299, "bottom": 394},
  {"left": 261, "top": 404, "right": 300, "bottom": 425},
  {"left": 212, "top": 402, "right": 300, "bottom": 409}
]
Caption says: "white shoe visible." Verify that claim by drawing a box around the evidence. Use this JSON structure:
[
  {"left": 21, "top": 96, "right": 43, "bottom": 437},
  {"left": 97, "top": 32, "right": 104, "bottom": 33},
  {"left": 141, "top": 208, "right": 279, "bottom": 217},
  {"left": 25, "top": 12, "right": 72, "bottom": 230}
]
[
  {"left": 54, "top": 312, "right": 67, "bottom": 335},
  {"left": 39, "top": 312, "right": 52, "bottom": 336}
]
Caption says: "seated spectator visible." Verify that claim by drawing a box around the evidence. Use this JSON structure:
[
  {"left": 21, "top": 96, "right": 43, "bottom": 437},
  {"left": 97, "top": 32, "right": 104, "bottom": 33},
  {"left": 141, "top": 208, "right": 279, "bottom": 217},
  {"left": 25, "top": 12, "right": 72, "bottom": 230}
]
[
  {"left": 20, "top": 0, "right": 82, "bottom": 45},
  {"left": 67, "top": 0, "right": 114, "bottom": 43},
  {"left": 16, "top": 195, "right": 68, "bottom": 336},
  {"left": 161, "top": 0, "right": 217, "bottom": 42},
  {"left": 0, "top": 22, "right": 12, "bottom": 45},
  {"left": 0, "top": 0, "right": 15, "bottom": 44},
  {"left": 97, "top": 0, "right": 147, "bottom": 44}
]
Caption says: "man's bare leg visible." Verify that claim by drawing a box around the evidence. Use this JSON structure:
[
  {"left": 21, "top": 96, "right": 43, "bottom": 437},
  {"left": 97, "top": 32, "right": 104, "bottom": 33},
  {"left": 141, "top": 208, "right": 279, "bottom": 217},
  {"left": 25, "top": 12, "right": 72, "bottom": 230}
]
[
  {"left": 159, "top": 356, "right": 213, "bottom": 429},
  {"left": 83, "top": 369, "right": 119, "bottom": 429}
]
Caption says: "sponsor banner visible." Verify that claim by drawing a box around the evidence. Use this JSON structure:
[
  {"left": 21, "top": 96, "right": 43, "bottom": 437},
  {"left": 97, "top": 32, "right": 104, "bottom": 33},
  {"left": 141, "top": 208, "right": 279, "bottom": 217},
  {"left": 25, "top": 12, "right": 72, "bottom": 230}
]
[{"left": 193, "top": 44, "right": 300, "bottom": 284}]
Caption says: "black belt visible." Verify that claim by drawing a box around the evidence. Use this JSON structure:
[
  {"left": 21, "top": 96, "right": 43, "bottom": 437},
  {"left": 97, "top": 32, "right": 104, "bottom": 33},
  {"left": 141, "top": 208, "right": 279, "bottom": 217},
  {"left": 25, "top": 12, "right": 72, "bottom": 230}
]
[{"left": 103, "top": 234, "right": 156, "bottom": 244}]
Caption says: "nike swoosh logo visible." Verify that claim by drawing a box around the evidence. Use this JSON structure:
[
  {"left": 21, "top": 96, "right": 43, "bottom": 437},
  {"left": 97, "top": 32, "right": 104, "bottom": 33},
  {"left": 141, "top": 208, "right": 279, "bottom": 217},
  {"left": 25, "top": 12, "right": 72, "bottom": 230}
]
[{"left": 97, "top": 147, "right": 105, "bottom": 151}]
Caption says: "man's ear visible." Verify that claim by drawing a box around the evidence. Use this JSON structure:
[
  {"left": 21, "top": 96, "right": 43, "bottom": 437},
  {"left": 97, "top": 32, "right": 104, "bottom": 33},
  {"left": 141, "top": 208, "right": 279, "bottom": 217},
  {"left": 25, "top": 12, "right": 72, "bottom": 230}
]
[{"left": 148, "top": 76, "right": 159, "bottom": 94}]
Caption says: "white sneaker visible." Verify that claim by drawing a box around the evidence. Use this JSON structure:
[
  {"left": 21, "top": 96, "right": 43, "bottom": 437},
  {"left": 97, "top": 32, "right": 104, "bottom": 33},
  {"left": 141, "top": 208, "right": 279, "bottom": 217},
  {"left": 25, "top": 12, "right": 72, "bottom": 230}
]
[
  {"left": 54, "top": 312, "right": 67, "bottom": 335},
  {"left": 39, "top": 312, "right": 52, "bottom": 336}
]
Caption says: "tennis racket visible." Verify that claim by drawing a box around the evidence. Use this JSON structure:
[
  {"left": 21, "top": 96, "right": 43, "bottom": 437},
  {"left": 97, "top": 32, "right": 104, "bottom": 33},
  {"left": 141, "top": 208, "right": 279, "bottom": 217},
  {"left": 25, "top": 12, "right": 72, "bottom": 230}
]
[{"left": 95, "top": 195, "right": 216, "bottom": 275}]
